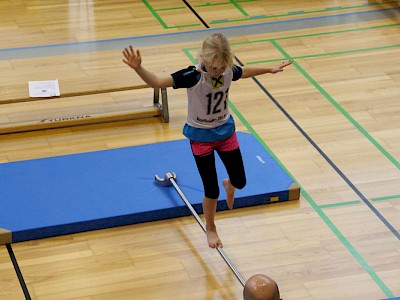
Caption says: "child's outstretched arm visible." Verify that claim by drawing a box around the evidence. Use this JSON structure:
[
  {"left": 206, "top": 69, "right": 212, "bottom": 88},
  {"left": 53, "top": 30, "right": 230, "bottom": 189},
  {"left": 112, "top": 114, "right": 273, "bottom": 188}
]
[
  {"left": 122, "top": 45, "right": 173, "bottom": 89},
  {"left": 241, "top": 60, "right": 292, "bottom": 79}
]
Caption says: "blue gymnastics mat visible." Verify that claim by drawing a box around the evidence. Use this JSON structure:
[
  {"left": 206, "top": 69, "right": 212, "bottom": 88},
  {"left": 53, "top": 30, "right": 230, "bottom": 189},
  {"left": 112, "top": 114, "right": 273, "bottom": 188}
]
[{"left": 0, "top": 132, "right": 299, "bottom": 244}]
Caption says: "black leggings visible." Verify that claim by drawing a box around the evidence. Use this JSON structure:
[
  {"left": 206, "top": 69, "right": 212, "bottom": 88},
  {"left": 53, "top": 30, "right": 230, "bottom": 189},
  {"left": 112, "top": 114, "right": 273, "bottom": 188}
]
[{"left": 193, "top": 147, "right": 246, "bottom": 199}]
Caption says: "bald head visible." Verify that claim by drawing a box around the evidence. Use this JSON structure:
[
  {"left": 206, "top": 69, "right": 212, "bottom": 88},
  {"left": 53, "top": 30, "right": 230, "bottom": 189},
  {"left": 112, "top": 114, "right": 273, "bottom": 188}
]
[{"left": 243, "top": 274, "right": 281, "bottom": 300}]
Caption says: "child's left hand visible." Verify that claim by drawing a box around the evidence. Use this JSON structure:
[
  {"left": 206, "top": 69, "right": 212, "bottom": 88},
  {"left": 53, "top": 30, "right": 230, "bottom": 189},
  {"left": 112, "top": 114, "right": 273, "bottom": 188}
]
[{"left": 271, "top": 60, "right": 293, "bottom": 73}]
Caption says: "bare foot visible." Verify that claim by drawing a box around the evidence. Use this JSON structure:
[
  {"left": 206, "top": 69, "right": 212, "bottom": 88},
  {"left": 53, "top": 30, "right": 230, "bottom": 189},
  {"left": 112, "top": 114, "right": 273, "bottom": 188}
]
[
  {"left": 223, "top": 179, "right": 235, "bottom": 209},
  {"left": 206, "top": 227, "right": 223, "bottom": 248}
]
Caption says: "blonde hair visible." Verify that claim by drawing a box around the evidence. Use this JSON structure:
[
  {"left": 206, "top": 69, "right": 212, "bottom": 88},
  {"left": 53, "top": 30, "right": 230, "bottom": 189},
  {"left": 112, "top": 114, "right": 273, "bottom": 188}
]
[{"left": 197, "top": 33, "right": 234, "bottom": 68}]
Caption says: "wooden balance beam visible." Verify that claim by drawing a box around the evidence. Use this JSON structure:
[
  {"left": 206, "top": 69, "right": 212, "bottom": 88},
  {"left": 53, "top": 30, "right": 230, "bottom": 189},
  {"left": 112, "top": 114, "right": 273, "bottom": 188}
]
[{"left": 0, "top": 87, "right": 169, "bottom": 135}]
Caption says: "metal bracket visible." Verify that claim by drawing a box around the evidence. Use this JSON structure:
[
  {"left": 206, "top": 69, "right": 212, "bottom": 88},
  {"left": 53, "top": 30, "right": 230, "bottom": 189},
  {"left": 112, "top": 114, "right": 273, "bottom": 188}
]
[{"left": 153, "top": 88, "right": 169, "bottom": 123}]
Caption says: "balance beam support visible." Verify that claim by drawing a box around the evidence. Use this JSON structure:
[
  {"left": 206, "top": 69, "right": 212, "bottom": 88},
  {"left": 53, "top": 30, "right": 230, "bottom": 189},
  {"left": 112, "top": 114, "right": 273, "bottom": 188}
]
[{"left": 153, "top": 88, "right": 169, "bottom": 123}]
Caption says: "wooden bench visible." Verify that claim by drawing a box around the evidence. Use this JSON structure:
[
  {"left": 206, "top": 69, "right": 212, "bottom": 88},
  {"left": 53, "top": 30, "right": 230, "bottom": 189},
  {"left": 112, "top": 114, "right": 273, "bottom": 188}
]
[{"left": 0, "top": 86, "right": 169, "bottom": 135}]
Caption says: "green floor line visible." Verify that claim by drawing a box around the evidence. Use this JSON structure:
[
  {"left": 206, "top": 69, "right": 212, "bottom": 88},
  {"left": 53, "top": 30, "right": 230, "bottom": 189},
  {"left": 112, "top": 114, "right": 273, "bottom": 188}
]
[
  {"left": 209, "top": 2, "right": 399, "bottom": 24},
  {"left": 194, "top": 1, "right": 232, "bottom": 7},
  {"left": 154, "top": 6, "right": 186, "bottom": 12},
  {"left": 234, "top": 24, "right": 400, "bottom": 61},
  {"left": 182, "top": 49, "right": 195, "bottom": 63},
  {"left": 246, "top": 44, "right": 400, "bottom": 64},
  {"left": 142, "top": 0, "right": 169, "bottom": 29},
  {"left": 195, "top": 0, "right": 260, "bottom": 8},
  {"left": 164, "top": 24, "right": 201, "bottom": 29},
  {"left": 317, "top": 193, "right": 400, "bottom": 208},
  {"left": 227, "top": 23, "right": 400, "bottom": 45},
  {"left": 196, "top": 0, "right": 250, "bottom": 16},
  {"left": 288, "top": 44, "right": 400, "bottom": 60},
  {"left": 182, "top": 49, "right": 394, "bottom": 298},
  {"left": 142, "top": 0, "right": 200, "bottom": 29},
  {"left": 271, "top": 40, "right": 400, "bottom": 170},
  {"left": 273, "top": 23, "right": 400, "bottom": 41},
  {"left": 229, "top": 0, "right": 249, "bottom": 17},
  {"left": 143, "top": 0, "right": 398, "bottom": 28},
  {"left": 228, "top": 102, "right": 394, "bottom": 299},
  {"left": 372, "top": 195, "right": 400, "bottom": 201}
]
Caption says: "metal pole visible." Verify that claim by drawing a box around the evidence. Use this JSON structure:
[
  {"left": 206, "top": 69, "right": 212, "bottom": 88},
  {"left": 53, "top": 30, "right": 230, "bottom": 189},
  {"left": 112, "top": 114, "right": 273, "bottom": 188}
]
[{"left": 163, "top": 172, "right": 246, "bottom": 287}]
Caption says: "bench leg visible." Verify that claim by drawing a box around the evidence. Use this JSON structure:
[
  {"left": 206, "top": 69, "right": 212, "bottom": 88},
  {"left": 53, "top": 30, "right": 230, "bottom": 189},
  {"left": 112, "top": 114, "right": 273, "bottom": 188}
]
[{"left": 153, "top": 88, "right": 169, "bottom": 123}]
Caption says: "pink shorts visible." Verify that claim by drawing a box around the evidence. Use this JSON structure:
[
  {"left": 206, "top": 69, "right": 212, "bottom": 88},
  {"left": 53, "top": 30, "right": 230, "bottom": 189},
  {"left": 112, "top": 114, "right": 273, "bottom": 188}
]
[{"left": 190, "top": 133, "right": 239, "bottom": 156}]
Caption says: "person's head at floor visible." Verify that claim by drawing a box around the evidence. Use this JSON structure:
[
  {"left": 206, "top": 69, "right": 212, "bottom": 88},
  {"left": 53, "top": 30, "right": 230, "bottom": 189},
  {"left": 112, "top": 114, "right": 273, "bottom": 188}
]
[{"left": 243, "top": 274, "right": 282, "bottom": 300}]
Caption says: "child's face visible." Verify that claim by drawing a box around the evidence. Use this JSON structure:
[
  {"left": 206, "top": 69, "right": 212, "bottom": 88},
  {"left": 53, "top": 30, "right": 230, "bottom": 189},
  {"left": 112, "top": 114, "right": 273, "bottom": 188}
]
[{"left": 204, "top": 60, "right": 227, "bottom": 78}]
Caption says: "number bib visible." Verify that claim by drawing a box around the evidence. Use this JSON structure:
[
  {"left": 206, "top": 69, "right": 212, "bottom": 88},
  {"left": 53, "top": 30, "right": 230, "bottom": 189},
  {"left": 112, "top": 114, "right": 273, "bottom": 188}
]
[{"left": 185, "top": 66, "right": 233, "bottom": 129}]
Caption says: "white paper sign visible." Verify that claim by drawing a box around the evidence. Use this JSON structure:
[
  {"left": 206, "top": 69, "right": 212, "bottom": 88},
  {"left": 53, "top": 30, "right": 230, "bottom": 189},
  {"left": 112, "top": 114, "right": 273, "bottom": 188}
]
[{"left": 28, "top": 80, "right": 60, "bottom": 98}]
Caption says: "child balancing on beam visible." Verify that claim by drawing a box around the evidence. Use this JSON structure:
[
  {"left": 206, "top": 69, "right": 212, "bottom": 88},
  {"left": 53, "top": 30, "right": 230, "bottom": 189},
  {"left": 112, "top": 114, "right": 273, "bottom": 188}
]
[{"left": 123, "top": 33, "right": 292, "bottom": 248}]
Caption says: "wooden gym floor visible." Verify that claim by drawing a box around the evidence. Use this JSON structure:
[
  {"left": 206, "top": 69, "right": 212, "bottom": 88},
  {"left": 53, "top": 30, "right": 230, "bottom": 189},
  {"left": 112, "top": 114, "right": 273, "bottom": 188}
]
[{"left": 0, "top": 1, "right": 399, "bottom": 299}]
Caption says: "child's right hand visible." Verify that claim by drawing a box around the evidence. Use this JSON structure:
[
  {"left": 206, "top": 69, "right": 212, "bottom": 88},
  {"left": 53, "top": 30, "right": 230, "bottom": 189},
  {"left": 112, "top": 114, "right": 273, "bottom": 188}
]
[{"left": 122, "top": 45, "right": 142, "bottom": 70}]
